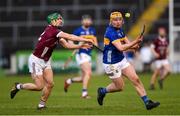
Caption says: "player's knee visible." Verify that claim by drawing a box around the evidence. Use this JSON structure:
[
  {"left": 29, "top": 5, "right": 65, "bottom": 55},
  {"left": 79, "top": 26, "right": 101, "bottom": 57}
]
[
  {"left": 167, "top": 68, "right": 171, "bottom": 74},
  {"left": 132, "top": 76, "right": 140, "bottom": 86},
  {"left": 117, "top": 86, "right": 124, "bottom": 91},
  {"left": 89, "top": 71, "right": 92, "bottom": 76},
  {"left": 84, "top": 70, "right": 92, "bottom": 77},
  {"left": 166, "top": 70, "right": 170, "bottom": 75},
  {"left": 115, "top": 83, "right": 124, "bottom": 91},
  {"left": 154, "top": 69, "right": 160, "bottom": 75},
  {"left": 36, "top": 84, "right": 44, "bottom": 91},
  {"left": 116, "top": 85, "right": 124, "bottom": 91},
  {"left": 47, "top": 82, "right": 54, "bottom": 89}
]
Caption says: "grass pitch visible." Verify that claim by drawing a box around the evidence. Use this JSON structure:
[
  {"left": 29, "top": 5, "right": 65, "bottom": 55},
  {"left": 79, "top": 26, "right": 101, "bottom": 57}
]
[{"left": 0, "top": 73, "right": 180, "bottom": 115}]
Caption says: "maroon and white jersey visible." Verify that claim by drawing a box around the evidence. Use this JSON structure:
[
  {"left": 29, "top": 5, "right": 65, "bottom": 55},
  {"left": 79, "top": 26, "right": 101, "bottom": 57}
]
[
  {"left": 33, "top": 25, "right": 61, "bottom": 61},
  {"left": 152, "top": 37, "right": 169, "bottom": 60}
]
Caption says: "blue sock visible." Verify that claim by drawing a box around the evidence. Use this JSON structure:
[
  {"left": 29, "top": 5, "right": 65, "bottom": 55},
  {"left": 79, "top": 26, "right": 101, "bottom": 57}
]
[
  {"left": 82, "top": 89, "right": 87, "bottom": 92},
  {"left": 141, "top": 96, "right": 149, "bottom": 104},
  {"left": 101, "top": 88, "right": 108, "bottom": 94}
]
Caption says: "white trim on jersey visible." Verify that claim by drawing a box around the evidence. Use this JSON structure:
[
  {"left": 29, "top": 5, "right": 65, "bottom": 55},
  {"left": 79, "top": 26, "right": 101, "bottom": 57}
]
[
  {"left": 107, "top": 50, "right": 112, "bottom": 63},
  {"left": 56, "top": 31, "right": 63, "bottom": 38}
]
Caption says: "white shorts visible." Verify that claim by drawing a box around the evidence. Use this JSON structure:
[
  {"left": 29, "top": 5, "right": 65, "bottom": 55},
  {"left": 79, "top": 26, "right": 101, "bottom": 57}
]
[
  {"left": 28, "top": 54, "right": 52, "bottom": 75},
  {"left": 155, "top": 59, "right": 169, "bottom": 69},
  {"left": 75, "top": 53, "right": 91, "bottom": 65},
  {"left": 103, "top": 58, "right": 130, "bottom": 79}
]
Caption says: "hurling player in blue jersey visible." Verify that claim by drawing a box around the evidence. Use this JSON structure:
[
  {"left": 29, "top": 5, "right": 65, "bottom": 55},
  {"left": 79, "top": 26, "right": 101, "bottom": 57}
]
[
  {"left": 64, "top": 15, "right": 98, "bottom": 98},
  {"left": 97, "top": 11, "right": 160, "bottom": 110}
]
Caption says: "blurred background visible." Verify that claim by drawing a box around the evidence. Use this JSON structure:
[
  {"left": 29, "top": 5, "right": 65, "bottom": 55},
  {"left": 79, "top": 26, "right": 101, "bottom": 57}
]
[{"left": 0, "top": 0, "right": 180, "bottom": 75}]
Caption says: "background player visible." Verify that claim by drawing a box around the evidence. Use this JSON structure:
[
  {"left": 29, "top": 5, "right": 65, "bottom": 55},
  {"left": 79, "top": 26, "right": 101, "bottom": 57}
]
[
  {"left": 64, "top": 15, "right": 98, "bottom": 98},
  {"left": 97, "top": 11, "right": 160, "bottom": 110},
  {"left": 10, "top": 12, "right": 93, "bottom": 109},
  {"left": 149, "top": 27, "right": 171, "bottom": 90}
]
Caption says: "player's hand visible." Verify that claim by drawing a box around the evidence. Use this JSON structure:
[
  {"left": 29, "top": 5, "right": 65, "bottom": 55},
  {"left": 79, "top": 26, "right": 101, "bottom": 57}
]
[
  {"left": 155, "top": 53, "right": 160, "bottom": 58},
  {"left": 132, "top": 44, "right": 140, "bottom": 50},
  {"left": 130, "top": 44, "right": 139, "bottom": 53},
  {"left": 135, "top": 35, "right": 143, "bottom": 43},
  {"left": 80, "top": 43, "right": 93, "bottom": 50},
  {"left": 84, "top": 38, "right": 94, "bottom": 44},
  {"left": 59, "top": 38, "right": 66, "bottom": 43}
]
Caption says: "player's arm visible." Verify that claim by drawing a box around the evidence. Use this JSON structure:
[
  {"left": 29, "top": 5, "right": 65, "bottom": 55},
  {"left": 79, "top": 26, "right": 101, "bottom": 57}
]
[
  {"left": 123, "top": 49, "right": 136, "bottom": 53},
  {"left": 122, "top": 38, "right": 138, "bottom": 53},
  {"left": 59, "top": 38, "right": 92, "bottom": 49},
  {"left": 150, "top": 44, "right": 160, "bottom": 58},
  {"left": 112, "top": 36, "right": 142, "bottom": 51},
  {"left": 123, "top": 36, "right": 140, "bottom": 50},
  {"left": 57, "top": 31, "right": 93, "bottom": 44},
  {"left": 93, "top": 37, "right": 98, "bottom": 46}
]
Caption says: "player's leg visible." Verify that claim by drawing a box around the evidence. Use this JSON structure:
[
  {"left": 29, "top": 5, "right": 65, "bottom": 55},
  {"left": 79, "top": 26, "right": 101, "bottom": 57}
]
[
  {"left": 106, "top": 78, "right": 124, "bottom": 92},
  {"left": 64, "top": 61, "right": 91, "bottom": 97},
  {"left": 122, "top": 64, "right": 160, "bottom": 110},
  {"left": 149, "top": 60, "right": 161, "bottom": 90},
  {"left": 64, "top": 53, "right": 84, "bottom": 92},
  {"left": 149, "top": 68, "right": 160, "bottom": 90},
  {"left": 38, "top": 68, "right": 54, "bottom": 109},
  {"left": 20, "top": 55, "right": 45, "bottom": 91},
  {"left": 158, "top": 61, "right": 171, "bottom": 89},
  {"left": 81, "top": 61, "right": 92, "bottom": 98},
  {"left": 69, "top": 77, "right": 83, "bottom": 83},
  {"left": 23, "top": 74, "right": 45, "bottom": 90},
  {"left": 10, "top": 74, "right": 44, "bottom": 99},
  {"left": 97, "top": 62, "right": 124, "bottom": 105},
  {"left": 10, "top": 56, "right": 45, "bottom": 99},
  {"left": 64, "top": 76, "right": 82, "bottom": 92},
  {"left": 161, "top": 64, "right": 170, "bottom": 80},
  {"left": 122, "top": 65, "right": 146, "bottom": 96},
  {"left": 97, "top": 77, "right": 124, "bottom": 105}
]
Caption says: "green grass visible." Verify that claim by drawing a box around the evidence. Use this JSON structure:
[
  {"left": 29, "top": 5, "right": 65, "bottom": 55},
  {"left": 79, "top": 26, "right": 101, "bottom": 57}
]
[{"left": 0, "top": 73, "right": 180, "bottom": 115}]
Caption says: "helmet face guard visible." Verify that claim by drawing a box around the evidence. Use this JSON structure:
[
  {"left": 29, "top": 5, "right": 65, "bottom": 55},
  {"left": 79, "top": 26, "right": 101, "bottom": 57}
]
[{"left": 47, "top": 13, "right": 64, "bottom": 27}]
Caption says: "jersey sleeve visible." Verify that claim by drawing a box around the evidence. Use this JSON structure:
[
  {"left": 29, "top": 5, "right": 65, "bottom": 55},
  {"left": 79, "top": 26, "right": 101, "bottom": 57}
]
[
  {"left": 152, "top": 39, "right": 157, "bottom": 48},
  {"left": 73, "top": 28, "right": 80, "bottom": 36},
  {"left": 56, "top": 31, "right": 62, "bottom": 38},
  {"left": 53, "top": 28, "right": 61, "bottom": 38},
  {"left": 92, "top": 28, "right": 96, "bottom": 36},
  {"left": 109, "top": 31, "right": 126, "bottom": 44},
  {"left": 109, "top": 32, "right": 119, "bottom": 43},
  {"left": 119, "top": 30, "right": 126, "bottom": 41},
  {"left": 120, "top": 29, "right": 125, "bottom": 35},
  {"left": 110, "top": 29, "right": 125, "bottom": 43},
  {"left": 44, "top": 26, "right": 61, "bottom": 39}
]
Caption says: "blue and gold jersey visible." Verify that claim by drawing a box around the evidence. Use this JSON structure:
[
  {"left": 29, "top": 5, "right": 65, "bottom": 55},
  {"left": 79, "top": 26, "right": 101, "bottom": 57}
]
[
  {"left": 103, "top": 25, "right": 126, "bottom": 64},
  {"left": 73, "top": 26, "right": 96, "bottom": 55}
]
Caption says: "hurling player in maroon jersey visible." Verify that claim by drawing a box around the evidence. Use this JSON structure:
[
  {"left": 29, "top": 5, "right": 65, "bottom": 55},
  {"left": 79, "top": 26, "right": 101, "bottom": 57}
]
[
  {"left": 10, "top": 13, "right": 93, "bottom": 109},
  {"left": 149, "top": 27, "right": 171, "bottom": 90}
]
